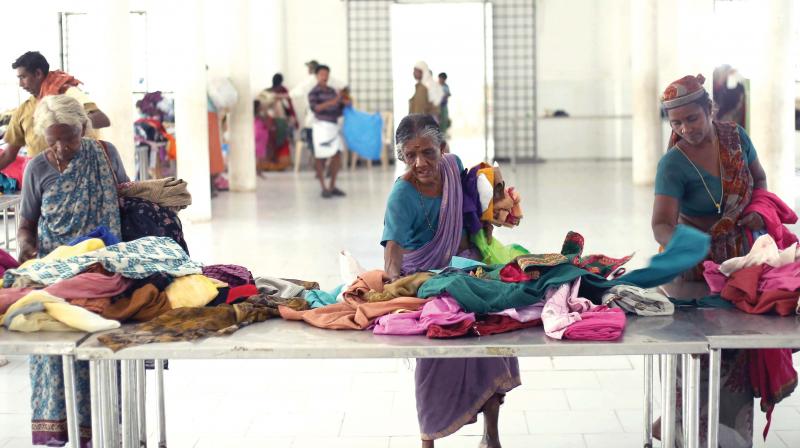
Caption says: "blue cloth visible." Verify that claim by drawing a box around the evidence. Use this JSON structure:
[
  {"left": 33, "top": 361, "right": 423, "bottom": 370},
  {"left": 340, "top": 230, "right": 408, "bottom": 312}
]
[
  {"left": 342, "top": 107, "right": 383, "bottom": 161},
  {"left": 304, "top": 284, "right": 343, "bottom": 309},
  {"left": 381, "top": 156, "right": 464, "bottom": 250},
  {"left": 655, "top": 125, "right": 757, "bottom": 217},
  {"left": 0, "top": 174, "right": 17, "bottom": 193},
  {"left": 418, "top": 224, "right": 711, "bottom": 313},
  {"left": 67, "top": 226, "right": 121, "bottom": 247}
]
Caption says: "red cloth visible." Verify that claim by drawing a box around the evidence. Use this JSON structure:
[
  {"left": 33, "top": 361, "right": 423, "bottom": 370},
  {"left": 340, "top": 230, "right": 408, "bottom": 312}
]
[
  {"left": 0, "top": 155, "right": 28, "bottom": 186},
  {"left": 37, "top": 70, "right": 81, "bottom": 98},
  {"left": 426, "top": 315, "right": 541, "bottom": 338},
  {"left": 499, "top": 263, "right": 534, "bottom": 282},
  {"left": 562, "top": 306, "right": 626, "bottom": 341},
  {"left": 225, "top": 284, "right": 259, "bottom": 304},
  {"left": 721, "top": 265, "right": 799, "bottom": 316},
  {"left": 743, "top": 189, "right": 799, "bottom": 250},
  {"left": 748, "top": 349, "right": 798, "bottom": 439}
]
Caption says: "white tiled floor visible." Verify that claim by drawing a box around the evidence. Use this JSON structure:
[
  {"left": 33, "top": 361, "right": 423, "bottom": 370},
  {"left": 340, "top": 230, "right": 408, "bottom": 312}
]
[{"left": 2, "top": 160, "right": 800, "bottom": 447}]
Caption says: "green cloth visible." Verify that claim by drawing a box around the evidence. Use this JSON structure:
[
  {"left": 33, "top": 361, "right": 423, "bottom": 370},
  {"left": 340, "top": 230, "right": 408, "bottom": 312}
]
[
  {"left": 471, "top": 229, "right": 529, "bottom": 265},
  {"left": 419, "top": 224, "right": 711, "bottom": 313},
  {"left": 655, "top": 125, "right": 757, "bottom": 217}
]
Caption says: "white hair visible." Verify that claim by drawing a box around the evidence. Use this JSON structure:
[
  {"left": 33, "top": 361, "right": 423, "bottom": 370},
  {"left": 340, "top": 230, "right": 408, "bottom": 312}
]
[{"left": 33, "top": 94, "right": 90, "bottom": 138}]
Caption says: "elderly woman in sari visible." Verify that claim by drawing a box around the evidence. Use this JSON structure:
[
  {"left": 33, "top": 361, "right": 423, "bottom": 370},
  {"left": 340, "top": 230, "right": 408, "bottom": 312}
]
[
  {"left": 18, "top": 94, "right": 128, "bottom": 447},
  {"left": 652, "top": 74, "right": 770, "bottom": 446},
  {"left": 382, "top": 114, "right": 519, "bottom": 448}
]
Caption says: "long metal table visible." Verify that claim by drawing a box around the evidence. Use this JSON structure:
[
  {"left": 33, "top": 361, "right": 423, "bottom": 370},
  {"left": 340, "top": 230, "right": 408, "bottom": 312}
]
[
  {"left": 681, "top": 308, "right": 800, "bottom": 448},
  {"left": 0, "top": 194, "right": 21, "bottom": 256},
  {"left": 76, "top": 314, "right": 710, "bottom": 448},
  {"left": 0, "top": 329, "right": 89, "bottom": 448}
]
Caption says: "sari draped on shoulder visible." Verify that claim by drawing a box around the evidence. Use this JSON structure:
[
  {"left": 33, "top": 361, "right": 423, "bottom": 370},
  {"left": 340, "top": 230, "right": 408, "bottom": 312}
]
[
  {"left": 31, "top": 138, "right": 121, "bottom": 448},
  {"left": 394, "top": 154, "right": 520, "bottom": 441}
]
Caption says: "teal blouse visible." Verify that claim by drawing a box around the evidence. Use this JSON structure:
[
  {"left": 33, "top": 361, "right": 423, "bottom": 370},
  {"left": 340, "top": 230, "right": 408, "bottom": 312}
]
[
  {"left": 654, "top": 125, "right": 757, "bottom": 217},
  {"left": 381, "top": 156, "right": 464, "bottom": 250}
]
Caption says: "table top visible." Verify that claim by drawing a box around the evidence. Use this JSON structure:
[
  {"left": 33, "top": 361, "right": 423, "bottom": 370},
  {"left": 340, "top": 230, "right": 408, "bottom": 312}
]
[
  {"left": 678, "top": 308, "right": 800, "bottom": 349},
  {"left": 0, "top": 329, "right": 88, "bottom": 355},
  {"left": 0, "top": 194, "right": 21, "bottom": 210},
  {"left": 75, "top": 314, "right": 709, "bottom": 361}
]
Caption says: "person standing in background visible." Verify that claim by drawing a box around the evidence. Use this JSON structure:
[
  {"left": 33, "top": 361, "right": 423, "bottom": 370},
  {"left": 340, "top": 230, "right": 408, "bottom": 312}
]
[{"left": 438, "top": 72, "right": 451, "bottom": 138}]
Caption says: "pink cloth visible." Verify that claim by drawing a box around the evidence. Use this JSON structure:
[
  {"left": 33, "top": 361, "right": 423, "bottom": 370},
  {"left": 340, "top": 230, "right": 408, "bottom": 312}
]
[
  {"left": 254, "top": 118, "right": 269, "bottom": 159},
  {"left": 0, "top": 288, "right": 32, "bottom": 314},
  {"left": 0, "top": 248, "right": 19, "bottom": 277},
  {"left": 562, "top": 306, "right": 626, "bottom": 341},
  {"left": 704, "top": 259, "right": 800, "bottom": 295},
  {"left": 541, "top": 278, "right": 594, "bottom": 339},
  {"left": 744, "top": 190, "right": 798, "bottom": 250},
  {"left": 491, "top": 302, "right": 544, "bottom": 323},
  {"left": 373, "top": 295, "right": 475, "bottom": 335},
  {"left": 44, "top": 272, "right": 132, "bottom": 299}
]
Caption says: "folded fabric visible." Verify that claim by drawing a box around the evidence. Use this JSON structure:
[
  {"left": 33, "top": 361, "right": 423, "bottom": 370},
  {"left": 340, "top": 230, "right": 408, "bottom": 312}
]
[
  {"left": 0, "top": 248, "right": 19, "bottom": 277},
  {"left": 743, "top": 189, "right": 798, "bottom": 251},
  {"left": 98, "top": 300, "right": 283, "bottom": 352},
  {"left": 748, "top": 348, "right": 798, "bottom": 439},
  {"left": 19, "top": 238, "right": 106, "bottom": 269},
  {"left": 601, "top": 285, "right": 674, "bottom": 316},
  {"left": 45, "top": 272, "right": 132, "bottom": 300},
  {"left": 499, "top": 263, "right": 540, "bottom": 282},
  {"left": 720, "top": 265, "right": 799, "bottom": 316},
  {"left": 426, "top": 318, "right": 475, "bottom": 338},
  {"left": 65, "top": 297, "right": 111, "bottom": 315},
  {"left": 3, "top": 290, "right": 120, "bottom": 332},
  {"left": 3, "top": 237, "right": 202, "bottom": 288},
  {"left": 279, "top": 296, "right": 429, "bottom": 330},
  {"left": 562, "top": 306, "right": 625, "bottom": 341},
  {"left": 365, "top": 272, "right": 433, "bottom": 302},
  {"left": 119, "top": 197, "right": 190, "bottom": 254},
  {"left": 226, "top": 284, "right": 259, "bottom": 304},
  {"left": 343, "top": 270, "right": 386, "bottom": 301},
  {"left": 255, "top": 277, "right": 306, "bottom": 299},
  {"left": 541, "top": 279, "right": 593, "bottom": 339},
  {"left": 102, "top": 284, "right": 172, "bottom": 322},
  {"left": 373, "top": 295, "right": 475, "bottom": 335},
  {"left": 118, "top": 176, "right": 192, "bottom": 210},
  {"left": 304, "top": 284, "right": 343, "bottom": 308},
  {"left": 207, "top": 287, "right": 230, "bottom": 307},
  {"left": 165, "top": 274, "right": 220, "bottom": 308},
  {"left": 0, "top": 287, "right": 32, "bottom": 314},
  {"left": 202, "top": 264, "right": 254, "bottom": 287},
  {"left": 426, "top": 314, "right": 541, "bottom": 338},
  {"left": 67, "top": 226, "right": 121, "bottom": 247},
  {"left": 560, "top": 231, "right": 633, "bottom": 278},
  {"left": 719, "top": 234, "right": 800, "bottom": 277},
  {"left": 3, "top": 302, "right": 45, "bottom": 328}
]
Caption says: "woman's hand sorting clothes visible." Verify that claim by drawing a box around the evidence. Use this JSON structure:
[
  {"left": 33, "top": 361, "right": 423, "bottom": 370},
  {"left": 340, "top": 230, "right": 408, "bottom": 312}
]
[
  {"left": 737, "top": 212, "right": 765, "bottom": 231},
  {"left": 18, "top": 246, "right": 37, "bottom": 264}
]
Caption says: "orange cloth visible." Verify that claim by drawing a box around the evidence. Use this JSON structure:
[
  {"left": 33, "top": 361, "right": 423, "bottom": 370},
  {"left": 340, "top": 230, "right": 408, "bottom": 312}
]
[
  {"left": 37, "top": 70, "right": 82, "bottom": 98},
  {"left": 208, "top": 111, "right": 225, "bottom": 175},
  {"left": 101, "top": 284, "right": 172, "bottom": 323},
  {"left": 278, "top": 270, "right": 429, "bottom": 330}
]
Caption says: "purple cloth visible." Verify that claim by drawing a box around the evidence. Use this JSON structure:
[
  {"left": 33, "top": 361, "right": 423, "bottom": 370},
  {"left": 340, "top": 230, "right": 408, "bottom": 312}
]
[
  {"left": 401, "top": 154, "right": 464, "bottom": 274},
  {"left": 461, "top": 165, "right": 483, "bottom": 235},
  {"left": 373, "top": 295, "right": 475, "bottom": 335},
  {"left": 0, "top": 248, "right": 19, "bottom": 277},
  {"left": 202, "top": 264, "right": 254, "bottom": 287},
  {"left": 416, "top": 357, "right": 521, "bottom": 440}
]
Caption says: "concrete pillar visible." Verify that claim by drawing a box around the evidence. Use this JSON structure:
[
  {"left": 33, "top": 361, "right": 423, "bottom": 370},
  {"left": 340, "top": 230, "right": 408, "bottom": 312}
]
[
  {"left": 172, "top": 1, "right": 212, "bottom": 222},
  {"left": 91, "top": 0, "right": 136, "bottom": 176},
  {"left": 630, "top": 0, "right": 661, "bottom": 185},
  {"left": 749, "top": 0, "right": 797, "bottom": 202},
  {"left": 227, "top": 0, "right": 256, "bottom": 192},
  {"left": 250, "top": 0, "right": 282, "bottom": 97}
]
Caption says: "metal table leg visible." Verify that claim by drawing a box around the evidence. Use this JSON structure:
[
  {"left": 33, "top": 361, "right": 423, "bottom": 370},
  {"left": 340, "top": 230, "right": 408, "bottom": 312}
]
[
  {"left": 90, "top": 360, "right": 103, "bottom": 448},
  {"left": 155, "top": 359, "right": 167, "bottom": 448},
  {"left": 62, "top": 355, "right": 81, "bottom": 448},
  {"left": 681, "top": 354, "right": 688, "bottom": 441},
  {"left": 661, "top": 354, "right": 677, "bottom": 448},
  {"left": 707, "top": 349, "right": 721, "bottom": 448},
  {"left": 685, "top": 354, "right": 701, "bottom": 448},
  {"left": 122, "top": 360, "right": 135, "bottom": 448},
  {"left": 643, "top": 354, "right": 653, "bottom": 448},
  {"left": 105, "top": 360, "right": 120, "bottom": 448},
  {"left": 136, "top": 360, "right": 147, "bottom": 447}
]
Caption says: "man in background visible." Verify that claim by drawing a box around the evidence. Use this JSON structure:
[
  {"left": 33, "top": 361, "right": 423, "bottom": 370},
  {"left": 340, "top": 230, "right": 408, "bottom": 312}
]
[
  {"left": 0, "top": 51, "right": 110, "bottom": 170},
  {"left": 308, "top": 64, "right": 349, "bottom": 198}
]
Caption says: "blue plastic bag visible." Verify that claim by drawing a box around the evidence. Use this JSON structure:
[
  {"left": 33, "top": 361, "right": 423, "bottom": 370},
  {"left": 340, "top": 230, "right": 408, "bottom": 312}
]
[{"left": 342, "top": 106, "right": 383, "bottom": 161}]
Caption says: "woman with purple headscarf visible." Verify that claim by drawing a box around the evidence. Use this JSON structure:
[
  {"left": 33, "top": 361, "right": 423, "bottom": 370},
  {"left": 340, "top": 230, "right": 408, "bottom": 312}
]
[{"left": 381, "top": 114, "right": 519, "bottom": 448}]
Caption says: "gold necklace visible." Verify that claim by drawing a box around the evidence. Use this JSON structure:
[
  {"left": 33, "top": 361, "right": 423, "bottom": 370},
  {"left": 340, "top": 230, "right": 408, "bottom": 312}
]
[{"left": 676, "top": 132, "right": 724, "bottom": 214}]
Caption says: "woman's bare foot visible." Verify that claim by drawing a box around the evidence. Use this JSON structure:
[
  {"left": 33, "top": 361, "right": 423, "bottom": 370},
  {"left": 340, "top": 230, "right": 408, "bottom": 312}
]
[{"left": 479, "top": 394, "right": 502, "bottom": 448}]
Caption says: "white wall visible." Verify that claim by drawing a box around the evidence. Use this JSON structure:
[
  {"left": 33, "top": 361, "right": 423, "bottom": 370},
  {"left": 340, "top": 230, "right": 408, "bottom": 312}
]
[
  {"left": 283, "top": 0, "right": 348, "bottom": 89},
  {"left": 536, "top": 0, "right": 632, "bottom": 160}
]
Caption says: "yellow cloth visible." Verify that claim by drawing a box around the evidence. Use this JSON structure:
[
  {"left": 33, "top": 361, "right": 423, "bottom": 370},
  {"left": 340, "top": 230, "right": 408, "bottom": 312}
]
[
  {"left": 165, "top": 275, "right": 219, "bottom": 308},
  {"left": 3, "top": 290, "right": 119, "bottom": 332},
  {"left": 4, "top": 86, "right": 99, "bottom": 156},
  {"left": 19, "top": 238, "right": 106, "bottom": 270}
]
